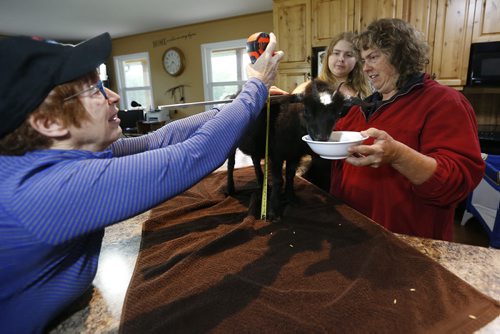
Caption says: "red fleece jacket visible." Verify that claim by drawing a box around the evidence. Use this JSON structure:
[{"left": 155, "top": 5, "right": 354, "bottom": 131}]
[{"left": 330, "top": 75, "right": 485, "bottom": 241}]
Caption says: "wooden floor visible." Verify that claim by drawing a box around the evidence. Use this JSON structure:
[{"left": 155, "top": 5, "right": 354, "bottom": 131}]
[{"left": 224, "top": 149, "right": 493, "bottom": 248}]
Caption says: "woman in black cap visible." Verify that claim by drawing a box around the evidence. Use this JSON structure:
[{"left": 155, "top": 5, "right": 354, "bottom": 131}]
[{"left": 0, "top": 32, "right": 283, "bottom": 333}]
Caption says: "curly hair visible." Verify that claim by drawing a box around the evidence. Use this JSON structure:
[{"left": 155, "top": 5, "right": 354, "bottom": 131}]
[
  {"left": 353, "top": 18, "right": 429, "bottom": 88},
  {"left": 0, "top": 71, "right": 99, "bottom": 155},
  {"left": 319, "top": 32, "right": 371, "bottom": 98}
]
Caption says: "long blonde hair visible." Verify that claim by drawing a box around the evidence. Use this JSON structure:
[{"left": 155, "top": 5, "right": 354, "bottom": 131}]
[{"left": 319, "top": 32, "right": 371, "bottom": 98}]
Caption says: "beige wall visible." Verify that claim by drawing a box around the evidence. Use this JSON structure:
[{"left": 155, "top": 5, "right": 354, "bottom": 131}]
[{"left": 110, "top": 11, "right": 273, "bottom": 119}]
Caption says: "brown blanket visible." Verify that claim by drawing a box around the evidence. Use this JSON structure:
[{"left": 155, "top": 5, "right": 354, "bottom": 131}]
[{"left": 120, "top": 167, "right": 500, "bottom": 333}]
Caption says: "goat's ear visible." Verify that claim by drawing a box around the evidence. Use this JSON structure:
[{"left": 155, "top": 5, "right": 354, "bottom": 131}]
[
  {"left": 331, "top": 90, "right": 341, "bottom": 99},
  {"left": 330, "top": 82, "right": 346, "bottom": 102},
  {"left": 331, "top": 89, "right": 346, "bottom": 105},
  {"left": 289, "top": 93, "right": 304, "bottom": 103},
  {"left": 340, "top": 96, "right": 373, "bottom": 115},
  {"left": 333, "top": 82, "right": 344, "bottom": 96},
  {"left": 347, "top": 96, "right": 368, "bottom": 107},
  {"left": 311, "top": 79, "right": 319, "bottom": 97}
]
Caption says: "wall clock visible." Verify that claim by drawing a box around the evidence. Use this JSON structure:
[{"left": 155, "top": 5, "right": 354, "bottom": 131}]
[{"left": 163, "top": 47, "right": 185, "bottom": 76}]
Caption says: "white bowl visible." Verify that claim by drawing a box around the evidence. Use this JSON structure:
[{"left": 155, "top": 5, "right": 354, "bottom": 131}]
[{"left": 302, "top": 131, "right": 367, "bottom": 160}]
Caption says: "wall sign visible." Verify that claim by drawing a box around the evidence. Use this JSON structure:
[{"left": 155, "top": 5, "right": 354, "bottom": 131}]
[{"left": 152, "top": 32, "right": 197, "bottom": 48}]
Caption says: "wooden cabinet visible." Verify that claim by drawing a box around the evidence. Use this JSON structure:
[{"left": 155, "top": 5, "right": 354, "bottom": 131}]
[
  {"left": 401, "top": 0, "right": 438, "bottom": 74},
  {"left": 311, "top": 0, "right": 354, "bottom": 47},
  {"left": 472, "top": 0, "right": 500, "bottom": 42},
  {"left": 401, "top": 0, "right": 474, "bottom": 87},
  {"left": 274, "top": 0, "right": 486, "bottom": 90},
  {"left": 310, "top": 0, "right": 403, "bottom": 47},
  {"left": 392, "top": 0, "right": 475, "bottom": 88},
  {"left": 273, "top": 0, "right": 311, "bottom": 68},
  {"left": 273, "top": 0, "right": 311, "bottom": 88},
  {"left": 353, "top": 0, "right": 474, "bottom": 88},
  {"left": 431, "top": 0, "right": 475, "bottom": 87},
  {"left": 275, "top": 67, "right": 311, "bottom": 93},
  {"left": 353, "top": 0, "right": 404, "bottom": 33}
]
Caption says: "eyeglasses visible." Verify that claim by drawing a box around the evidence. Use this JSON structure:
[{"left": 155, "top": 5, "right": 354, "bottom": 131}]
[{"left": 63, "top": 80, "right": 108, "bottom": 102}]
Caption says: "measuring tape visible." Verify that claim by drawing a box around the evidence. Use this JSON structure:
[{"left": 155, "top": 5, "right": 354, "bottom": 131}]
[
  {"left": 247, "top": 32, "right": 272, "bottom": 220},
  {"left": 260, "top": 93, "right": 271, "bottom": 220}
]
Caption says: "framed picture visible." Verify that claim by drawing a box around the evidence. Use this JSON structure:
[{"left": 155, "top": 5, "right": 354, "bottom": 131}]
[{"left": 311, "top": 46, "right": 327, "bottom": 78}]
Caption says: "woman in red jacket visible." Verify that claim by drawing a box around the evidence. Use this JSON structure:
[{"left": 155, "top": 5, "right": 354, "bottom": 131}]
[{"left": 331, "top": 18, "right": 485, "bottom": 241}]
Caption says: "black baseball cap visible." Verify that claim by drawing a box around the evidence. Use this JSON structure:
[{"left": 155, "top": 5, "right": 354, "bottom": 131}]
[{"left": 0, "top": 32, "right": 111, "bottom": 139}]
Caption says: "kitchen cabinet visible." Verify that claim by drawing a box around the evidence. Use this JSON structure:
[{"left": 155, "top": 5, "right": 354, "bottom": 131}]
[
  {"left": 311, "top": 0, "right": 403, "bottom": 47},
  {"left": 273, "top": 0, "right": 311, "bottom": 90},
  {"left": 275, "top": 66, "right": 311, "bottom": 93},
  {"left": 273, "top": 0, "right": 311, "bottom": 69},
  {"left": 311, "top": 0, "right": 354, "bottom": 47},
  {"left": 472, "top": 0, "right": 500, "bottom": 42},
  {"left": 352, "top": 0, "right": 404, "bottom": 33},
  {"left": 401, "top": 0, "right": 437, "bottom": 74},
  {"left": 277, "top": 0, "right": 404, "bottom": 88},
  {"left": 430, "top": 0, "right": 475, "bottom": 87},
  {"left": 274, "top": 0, "right": 478, "bottom": 90},
  {"left": 401, "top": 0, "right": 475, "bottom": 88}
]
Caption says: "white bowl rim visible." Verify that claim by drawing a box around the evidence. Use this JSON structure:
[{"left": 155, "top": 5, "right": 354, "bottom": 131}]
[{"left": 302, "top": 131, "right": 368, "bottom": 144}]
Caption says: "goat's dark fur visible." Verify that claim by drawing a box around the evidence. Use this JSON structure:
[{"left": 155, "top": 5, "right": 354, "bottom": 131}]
[{"left": 227, "top": 79, "right": 349, "bottom": 220}]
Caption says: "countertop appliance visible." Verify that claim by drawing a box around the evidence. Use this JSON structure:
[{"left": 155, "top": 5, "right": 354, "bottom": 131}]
[
  {"left": 467, "top": 41, "right": 500, "bottom": 87},
  {"left": 145, "top": 108, "right": 170, "bottom": 122}
]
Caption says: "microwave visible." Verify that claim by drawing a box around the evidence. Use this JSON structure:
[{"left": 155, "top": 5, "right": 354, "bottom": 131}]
[{"left": 467, "top": 41, "right": 500, "bottom": 87}]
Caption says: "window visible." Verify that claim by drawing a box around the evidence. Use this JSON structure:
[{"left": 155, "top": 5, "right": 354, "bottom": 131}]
[
  {"left": 113, "top": 52, "right": 154, "bottom": 110},
  {"left": 201, "top": 39, "right": 251, "bottom": 109}
]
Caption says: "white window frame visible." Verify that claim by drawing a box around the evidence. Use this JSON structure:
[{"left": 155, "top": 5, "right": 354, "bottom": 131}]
[
  {"left": 113, "top": 52, "right": 154, "bottom": 110},
  {"left": 201, "top": 39, "right": 248, "bottom": 110}
]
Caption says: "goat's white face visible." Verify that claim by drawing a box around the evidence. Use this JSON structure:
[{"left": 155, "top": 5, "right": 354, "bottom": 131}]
[
  {"left": 319, "top": 92, "right": 333, "bottom": 105},
  {"left": 302, "top": 86, "right": 346, "bottom": 142}
]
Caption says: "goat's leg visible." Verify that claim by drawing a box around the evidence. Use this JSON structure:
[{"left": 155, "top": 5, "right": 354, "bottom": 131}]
[
  {"left": 252, "top": 156, "right": 264, "bottom": 187},
  {"left": 284, "top": 160, "right": 300, "bottom": 205},
  {"left": 226, "top": 149, "right": 236, "bottom": 195},
  {"left": 251, "top": 156, "right": 267, "bottom": 219},
  {"left": 269, "top": 159, "right": 285, "bottom": 221}
]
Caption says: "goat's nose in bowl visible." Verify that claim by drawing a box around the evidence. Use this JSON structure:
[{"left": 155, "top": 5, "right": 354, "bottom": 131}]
[{"left": 311, "top": 134, "right": 329, "bottom": 141}]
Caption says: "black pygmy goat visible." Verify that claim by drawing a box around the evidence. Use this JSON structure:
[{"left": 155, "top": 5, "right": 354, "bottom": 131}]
[{"left": 227, "top": 79, "right": 349, "bottom": 220}]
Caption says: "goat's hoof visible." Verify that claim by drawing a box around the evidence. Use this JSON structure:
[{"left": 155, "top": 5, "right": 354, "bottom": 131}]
[
  {"left": 225, "top": 184, "right": 236, "bottom": 196},
  {"left": 266, "top": 207, "right": 284, "bottom": 222},
  {"left": 271, "top": 215, "right": 282, "bottom": 223}
]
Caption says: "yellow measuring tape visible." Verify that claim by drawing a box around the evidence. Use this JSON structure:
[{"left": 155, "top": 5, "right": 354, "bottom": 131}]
[{"left": 260, "top": 92, "right": 271, "bottom": 220}]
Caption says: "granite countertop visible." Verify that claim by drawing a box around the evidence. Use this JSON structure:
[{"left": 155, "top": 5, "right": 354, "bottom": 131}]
[
  {"left": 48, "top": 208, "right": 500, "bottom": 334},
  {"left": 49, "top": 154, "right": 500, "bottom": 333}
]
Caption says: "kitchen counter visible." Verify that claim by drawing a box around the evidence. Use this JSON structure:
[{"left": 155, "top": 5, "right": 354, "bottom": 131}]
[
  {"left": 49, "top": 154, "right": 500, "bottom": 332},
  {"left": 48, "top": 207, "right": 500, "bottom": 333}
]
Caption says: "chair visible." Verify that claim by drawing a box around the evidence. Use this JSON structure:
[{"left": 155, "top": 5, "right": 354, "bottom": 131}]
[{"left": 461, "top": 154, "right": 500, "bottom": 248}]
